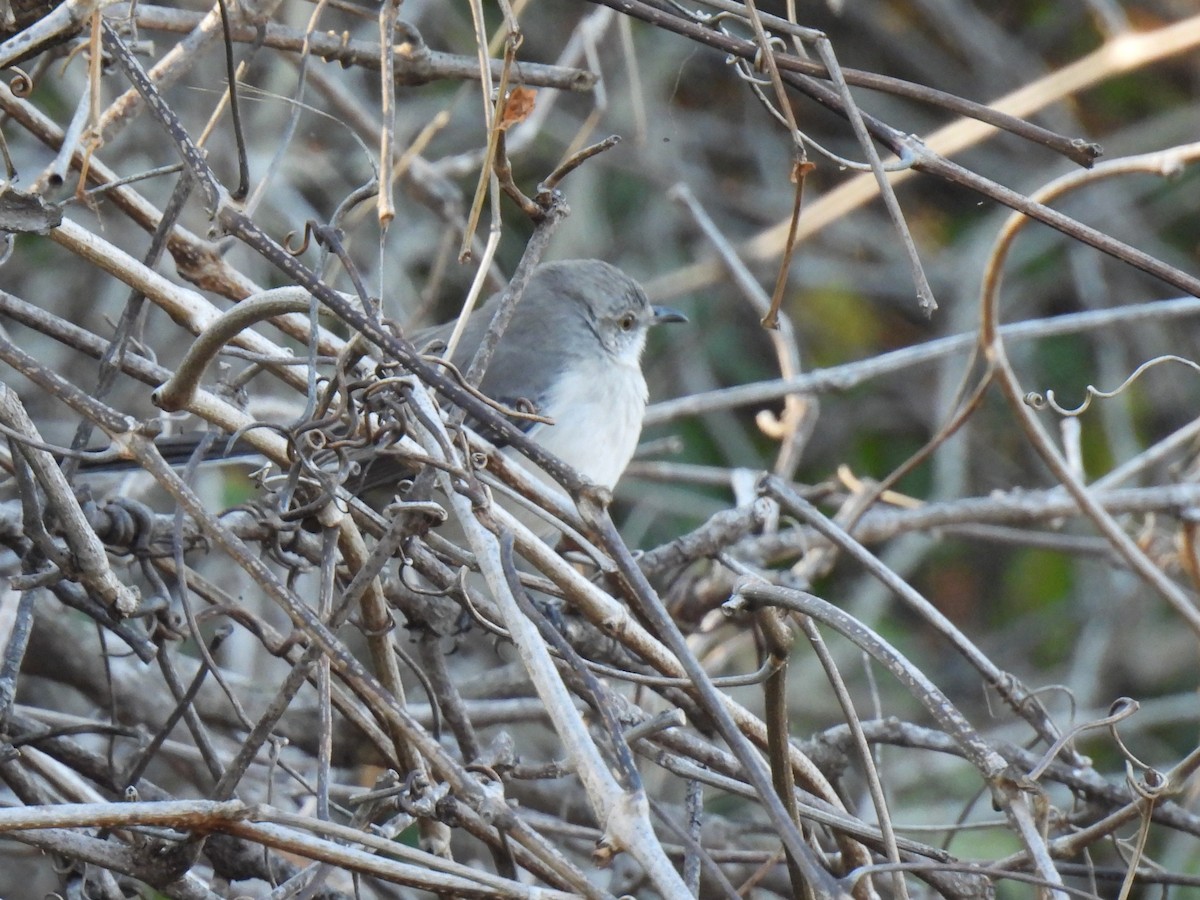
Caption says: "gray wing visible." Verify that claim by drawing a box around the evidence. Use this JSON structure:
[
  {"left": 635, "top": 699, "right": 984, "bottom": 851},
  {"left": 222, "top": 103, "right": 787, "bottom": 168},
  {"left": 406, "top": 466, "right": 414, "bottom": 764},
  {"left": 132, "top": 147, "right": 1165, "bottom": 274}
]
[{"left": 409, "top": 289, "right": 571, "bottom": 445}]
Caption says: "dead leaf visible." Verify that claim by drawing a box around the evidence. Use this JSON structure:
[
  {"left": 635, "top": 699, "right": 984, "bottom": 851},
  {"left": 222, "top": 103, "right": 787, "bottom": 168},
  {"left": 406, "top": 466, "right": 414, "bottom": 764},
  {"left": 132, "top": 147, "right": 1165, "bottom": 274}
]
[{"left": 499, "top": 86, "right": 537, "bottom": 131}]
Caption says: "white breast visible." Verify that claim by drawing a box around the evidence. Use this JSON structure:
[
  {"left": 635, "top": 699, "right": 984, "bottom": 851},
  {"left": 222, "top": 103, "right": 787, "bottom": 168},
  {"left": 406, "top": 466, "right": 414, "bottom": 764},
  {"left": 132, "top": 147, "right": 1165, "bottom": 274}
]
[{"left": 526, "top": 353, "right": 648, "bottom": 490}]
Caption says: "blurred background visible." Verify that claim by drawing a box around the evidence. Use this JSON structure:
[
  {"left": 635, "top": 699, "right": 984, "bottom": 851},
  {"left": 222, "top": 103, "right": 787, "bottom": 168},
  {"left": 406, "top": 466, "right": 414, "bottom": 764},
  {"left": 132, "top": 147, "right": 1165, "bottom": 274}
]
[{"left": 4, "top": 0, "right": 1200, "bottom": 896}]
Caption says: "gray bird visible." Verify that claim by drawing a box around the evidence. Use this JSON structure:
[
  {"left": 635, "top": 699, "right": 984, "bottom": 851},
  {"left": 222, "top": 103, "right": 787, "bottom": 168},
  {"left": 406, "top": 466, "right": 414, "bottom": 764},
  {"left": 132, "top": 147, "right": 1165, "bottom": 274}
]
[{"left": 409, "top": 258, "right": 686, "bottom": 491}]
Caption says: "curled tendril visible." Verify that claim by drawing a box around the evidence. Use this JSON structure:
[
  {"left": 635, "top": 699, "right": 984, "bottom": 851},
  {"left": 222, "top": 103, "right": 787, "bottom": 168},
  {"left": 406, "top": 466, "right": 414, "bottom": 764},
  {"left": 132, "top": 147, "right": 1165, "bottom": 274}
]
[
  {"left": 1025, "top": 354, "right": 1200, "bottom": 417},
  {"left": 1106, "top": 697, "right": 1154, "bottom": 771},
  {"left": 283, "top": 220, "right": 317, "bottom": 256},
  {"left": 728, "top": 49, "right": 772, "bottom": 85},
  {"left": 1025, "top": 696, "right": 1139, "bottom": 782},
  {"left": 751, "top": 35, "right": 788, "bottom": 70},
  {"left": 1126, "top": 762, "right": 1168, "bottom": 801},
  {"left": 9, "top": 67, "right": 33, "bottom": 97}
]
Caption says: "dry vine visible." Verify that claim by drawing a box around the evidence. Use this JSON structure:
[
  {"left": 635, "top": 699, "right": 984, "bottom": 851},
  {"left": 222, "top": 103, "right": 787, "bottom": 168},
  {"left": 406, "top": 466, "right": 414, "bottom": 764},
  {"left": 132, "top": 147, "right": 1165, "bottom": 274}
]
[{"left": 0, "top": 1, "right": 1199, "bottom": 898}]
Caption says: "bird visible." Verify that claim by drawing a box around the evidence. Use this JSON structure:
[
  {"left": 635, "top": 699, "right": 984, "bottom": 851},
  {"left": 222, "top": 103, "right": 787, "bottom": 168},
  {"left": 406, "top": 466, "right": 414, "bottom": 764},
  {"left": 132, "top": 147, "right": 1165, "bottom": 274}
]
[
  {"left": 409, "top": 258, "right": 684, "bottom": 486},
  {"left": 354, "top": 259, "right": 687, "bottom": 530}
]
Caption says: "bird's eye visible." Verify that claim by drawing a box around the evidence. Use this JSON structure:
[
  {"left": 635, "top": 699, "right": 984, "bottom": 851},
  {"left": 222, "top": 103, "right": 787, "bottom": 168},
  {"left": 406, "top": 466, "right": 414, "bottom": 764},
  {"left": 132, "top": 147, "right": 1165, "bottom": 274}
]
[{"left": 618, "top": 312, "right": 637, "bottom": 331}]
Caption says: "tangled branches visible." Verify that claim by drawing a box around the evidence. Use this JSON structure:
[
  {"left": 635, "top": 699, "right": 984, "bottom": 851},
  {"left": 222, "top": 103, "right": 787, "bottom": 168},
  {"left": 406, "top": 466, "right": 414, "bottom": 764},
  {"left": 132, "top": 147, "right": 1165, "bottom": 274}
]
[{"left": 2, "top": 1, "right": 1200, "bottom": 898}]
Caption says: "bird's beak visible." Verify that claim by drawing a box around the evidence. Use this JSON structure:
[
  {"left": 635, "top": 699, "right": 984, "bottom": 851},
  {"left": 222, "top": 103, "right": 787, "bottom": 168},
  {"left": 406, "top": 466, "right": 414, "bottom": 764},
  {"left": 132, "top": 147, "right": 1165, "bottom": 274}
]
[{"left": 652, "top": 305, "right": 688, "bottom": 325}]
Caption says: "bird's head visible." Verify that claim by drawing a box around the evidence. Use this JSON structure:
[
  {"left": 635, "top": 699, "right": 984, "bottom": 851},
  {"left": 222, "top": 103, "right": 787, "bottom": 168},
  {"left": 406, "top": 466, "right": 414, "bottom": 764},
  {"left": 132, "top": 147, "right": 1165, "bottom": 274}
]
[{"left": 536, "top": 259, "right": 687, "bottom": 363}]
